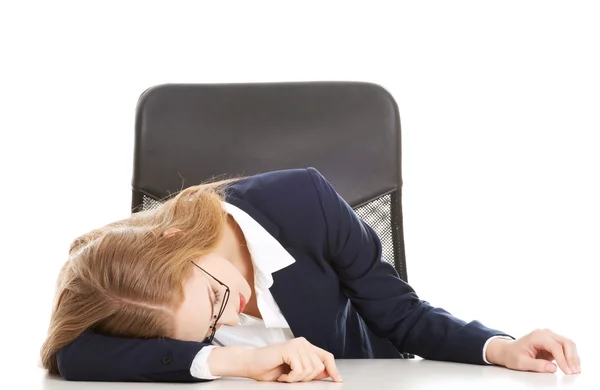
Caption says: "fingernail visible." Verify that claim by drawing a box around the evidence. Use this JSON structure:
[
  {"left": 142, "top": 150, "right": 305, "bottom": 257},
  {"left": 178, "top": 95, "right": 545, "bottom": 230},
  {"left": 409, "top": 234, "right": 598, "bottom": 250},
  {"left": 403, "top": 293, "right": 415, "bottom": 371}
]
[{"left": 336, "top": 375, "right": 344, "bottom": 382}]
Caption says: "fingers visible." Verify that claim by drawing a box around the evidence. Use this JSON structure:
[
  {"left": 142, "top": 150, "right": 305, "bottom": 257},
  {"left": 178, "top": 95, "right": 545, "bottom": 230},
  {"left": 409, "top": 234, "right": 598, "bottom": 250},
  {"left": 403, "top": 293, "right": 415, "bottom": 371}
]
[
  {"left": 278, "top": 352, "right": 305, "bottom": 383},
  {"left": 315, "top": 347, "right": 343, "bottom": 382},
  {"left": 541, "top": 337, "right": 572, "bottom": 374},
  {"left": 533, "top": 329, "right": 580, "bottom": 374},
  {"left": 552, "top": 334, "right": 581, "bottom": 374},
  {"left": 297, "top": 349, "right": 318, "bottom": 382},
  {"left": 313, "top": 371, "right": 331, "bottom": 380},
  {"left": 277, "top": 341, "right": 320, "bottom": 383},
  {"left": 277, "top": 338, "right": 342, "bottom": 383},
  {"left": 308, "top": 350, "right": 327, "bottom": 381},
  {"left": 518, "top": 357, "right": 557, "bottom": 373}
]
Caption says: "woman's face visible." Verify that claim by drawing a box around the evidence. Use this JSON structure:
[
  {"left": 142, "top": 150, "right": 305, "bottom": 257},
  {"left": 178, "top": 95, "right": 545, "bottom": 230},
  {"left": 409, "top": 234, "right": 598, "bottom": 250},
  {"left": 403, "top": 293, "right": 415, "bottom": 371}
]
[{"left": 173, "top": 252, "right": 253, "bottom": 342}]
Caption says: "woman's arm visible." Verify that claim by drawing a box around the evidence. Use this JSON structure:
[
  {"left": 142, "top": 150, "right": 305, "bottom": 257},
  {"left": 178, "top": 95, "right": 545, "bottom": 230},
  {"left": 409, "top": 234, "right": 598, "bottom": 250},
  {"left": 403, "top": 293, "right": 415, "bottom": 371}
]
[
  {"left": 306, "top": 167, "right": 511, "bottom": 365},
  {"left": 57, "top": 331, "right": 342, "bottom": 383},
  {"left": 56, "top": 331, "right": 209, "bottom": 382}
]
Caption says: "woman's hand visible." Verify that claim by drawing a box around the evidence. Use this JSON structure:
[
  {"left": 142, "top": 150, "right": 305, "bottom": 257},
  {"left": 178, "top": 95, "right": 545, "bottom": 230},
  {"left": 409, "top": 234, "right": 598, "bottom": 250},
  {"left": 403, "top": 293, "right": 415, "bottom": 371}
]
[
  {"left": 486, "top": 329, "right": 581, "bottom": 374},
  {"left": 244, "top": 337, "right": 342, "bottom": 383}
]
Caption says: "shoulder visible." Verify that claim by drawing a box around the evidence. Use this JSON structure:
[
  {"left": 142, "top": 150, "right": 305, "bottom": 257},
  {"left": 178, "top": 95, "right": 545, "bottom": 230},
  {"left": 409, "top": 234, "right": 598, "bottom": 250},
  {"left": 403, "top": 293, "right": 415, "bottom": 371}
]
[
  {"left": 227, "top": 167, "right": 328, "bottom": 204},
  {"left": 226, "top": 168, "right": 333, "bottom": 244}
]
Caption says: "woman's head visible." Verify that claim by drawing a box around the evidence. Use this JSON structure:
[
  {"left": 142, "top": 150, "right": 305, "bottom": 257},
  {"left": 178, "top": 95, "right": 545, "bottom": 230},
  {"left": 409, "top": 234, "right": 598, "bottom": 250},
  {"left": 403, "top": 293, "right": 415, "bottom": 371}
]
[
  {"left": 40, "top": 178, "right": 249, "bottom": 374},
  {"left": 172, "top": 248, "right": 253, "bottom": 343}
]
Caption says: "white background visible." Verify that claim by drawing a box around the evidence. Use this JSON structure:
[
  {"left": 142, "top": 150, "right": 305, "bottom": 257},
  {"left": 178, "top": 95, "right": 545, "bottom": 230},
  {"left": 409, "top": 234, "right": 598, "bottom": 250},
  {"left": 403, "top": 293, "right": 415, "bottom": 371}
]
[{"left": 1, "top": 0, "right": 598, "bottom": 371}]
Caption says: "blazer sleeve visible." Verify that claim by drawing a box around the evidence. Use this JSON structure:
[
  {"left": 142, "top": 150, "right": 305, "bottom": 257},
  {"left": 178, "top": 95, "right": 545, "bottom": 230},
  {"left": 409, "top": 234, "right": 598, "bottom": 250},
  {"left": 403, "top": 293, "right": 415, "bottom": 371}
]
[
  {"left": 56, "top": 331, "right": 209, "bottom": 382},
  {"left": 306, "top": 167, "right": 512, "bottom": 365}
]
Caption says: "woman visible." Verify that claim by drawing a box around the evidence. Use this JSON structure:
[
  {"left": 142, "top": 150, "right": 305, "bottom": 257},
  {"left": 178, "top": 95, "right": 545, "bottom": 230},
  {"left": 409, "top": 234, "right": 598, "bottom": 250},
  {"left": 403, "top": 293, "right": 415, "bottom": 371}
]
[{"left": 41, "top": 167, "right": 581, "bottom": 383}]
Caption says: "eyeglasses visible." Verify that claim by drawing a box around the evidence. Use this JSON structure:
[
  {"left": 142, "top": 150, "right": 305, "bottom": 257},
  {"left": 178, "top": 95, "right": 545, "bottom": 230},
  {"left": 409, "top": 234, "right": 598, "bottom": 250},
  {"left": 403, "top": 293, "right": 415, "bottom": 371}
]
[{"left": 190, "top": 262, "right": 230, "bottom": 344}]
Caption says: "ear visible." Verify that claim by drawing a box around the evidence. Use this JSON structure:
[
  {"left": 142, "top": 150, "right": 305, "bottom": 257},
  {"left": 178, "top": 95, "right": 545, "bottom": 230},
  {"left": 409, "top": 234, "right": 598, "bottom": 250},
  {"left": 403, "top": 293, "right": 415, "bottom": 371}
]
[{"left": 162, "top": 227, "right": 183, "bottom": 238}]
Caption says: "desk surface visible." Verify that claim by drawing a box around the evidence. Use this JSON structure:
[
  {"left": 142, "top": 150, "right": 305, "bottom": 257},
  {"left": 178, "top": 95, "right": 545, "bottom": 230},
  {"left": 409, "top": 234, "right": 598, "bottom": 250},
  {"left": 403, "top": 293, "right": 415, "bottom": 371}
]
[{"left": 33, "top": 359, "right": 593, "bottom": 390}]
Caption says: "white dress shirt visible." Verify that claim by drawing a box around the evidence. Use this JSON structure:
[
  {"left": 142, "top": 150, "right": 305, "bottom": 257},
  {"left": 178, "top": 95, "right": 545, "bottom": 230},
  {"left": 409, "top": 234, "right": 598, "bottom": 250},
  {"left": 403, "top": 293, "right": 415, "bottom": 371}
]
[{"left": 190, "top": 201, "right": 505, "bottom": 379}]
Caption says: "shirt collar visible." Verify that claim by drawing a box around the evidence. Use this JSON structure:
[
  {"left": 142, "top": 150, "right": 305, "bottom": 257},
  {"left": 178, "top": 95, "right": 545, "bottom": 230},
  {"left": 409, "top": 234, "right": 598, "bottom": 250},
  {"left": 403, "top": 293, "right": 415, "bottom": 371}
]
[{"left": 221, "top": 201, "right": 295, "bottom": 289}]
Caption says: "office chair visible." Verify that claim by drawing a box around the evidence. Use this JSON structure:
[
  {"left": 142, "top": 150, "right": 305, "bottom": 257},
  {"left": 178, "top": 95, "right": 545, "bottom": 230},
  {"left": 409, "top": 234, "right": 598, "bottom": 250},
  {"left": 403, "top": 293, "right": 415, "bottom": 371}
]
[{"left": 130, "top": 81, "right": 408, "bottom": 283}]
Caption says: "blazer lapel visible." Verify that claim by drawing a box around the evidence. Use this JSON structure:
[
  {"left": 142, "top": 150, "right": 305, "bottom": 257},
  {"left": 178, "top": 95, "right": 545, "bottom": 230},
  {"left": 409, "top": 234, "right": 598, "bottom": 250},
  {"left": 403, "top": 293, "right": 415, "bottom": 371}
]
[
  {"left": 225, "top": 194, "right": 327, "bottom": 349},
  {"left": 269, "top": 251, "right": 329, "bottom": 350}
]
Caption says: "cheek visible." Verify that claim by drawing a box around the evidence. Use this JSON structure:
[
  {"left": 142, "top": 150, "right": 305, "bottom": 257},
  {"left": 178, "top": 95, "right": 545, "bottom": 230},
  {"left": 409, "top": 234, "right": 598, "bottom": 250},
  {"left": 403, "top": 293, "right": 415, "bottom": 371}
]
[
  {"left": 233, "top": 273, "right": 252, "bottom": 307},
  {"left": 234, "top": 268, "right": 252, "bottom": 298},
  {"left": 173, "top": 274, "right": 211, "bottom": 341},
  {"left": 173, "top": 302, "right": 205, "bottom": 341},
  {"left": 223, "top": 268, "right": 248, "bottom": 312},
  {"left": 220, "top": 262, "right": 244, "bottom": 288}
]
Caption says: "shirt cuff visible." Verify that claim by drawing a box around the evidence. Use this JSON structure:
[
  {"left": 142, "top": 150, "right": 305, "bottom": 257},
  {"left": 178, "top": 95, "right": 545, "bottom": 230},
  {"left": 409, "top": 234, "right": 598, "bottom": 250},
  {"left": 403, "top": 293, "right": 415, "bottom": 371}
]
[
  {"left": 482, "top": 336, "right": 514, "bottom": 364},
  {"left": 190, "top": 346, "right": 221, "bottom": 380}
]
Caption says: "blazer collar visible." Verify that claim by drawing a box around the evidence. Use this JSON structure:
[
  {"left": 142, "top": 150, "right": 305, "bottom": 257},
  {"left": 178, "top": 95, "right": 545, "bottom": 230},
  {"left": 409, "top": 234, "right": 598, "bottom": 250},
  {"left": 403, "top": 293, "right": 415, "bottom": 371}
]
[{"left": 224, "top": 194, "right": 280, "bottom": 241}]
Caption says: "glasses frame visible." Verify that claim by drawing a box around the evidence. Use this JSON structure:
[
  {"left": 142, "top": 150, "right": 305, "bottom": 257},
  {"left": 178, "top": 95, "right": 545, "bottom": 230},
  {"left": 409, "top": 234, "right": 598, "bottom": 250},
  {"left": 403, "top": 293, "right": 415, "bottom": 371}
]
[{"left": 191, "top": 262, "right": 230, "bottom": 344}]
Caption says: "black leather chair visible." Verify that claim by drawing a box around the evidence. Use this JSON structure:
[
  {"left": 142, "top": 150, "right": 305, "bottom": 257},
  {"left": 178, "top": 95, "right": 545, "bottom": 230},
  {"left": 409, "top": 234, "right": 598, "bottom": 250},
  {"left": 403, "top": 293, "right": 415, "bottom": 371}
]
[{"left": 130, "top": 81, "right": 408, "bottom": 283}]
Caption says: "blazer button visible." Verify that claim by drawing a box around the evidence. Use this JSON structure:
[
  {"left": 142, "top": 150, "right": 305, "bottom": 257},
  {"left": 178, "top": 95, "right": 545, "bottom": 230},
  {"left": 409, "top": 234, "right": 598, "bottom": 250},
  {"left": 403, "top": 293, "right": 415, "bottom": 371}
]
[{"left": 162, "top": 354, "right": 173, "bottom": 365}]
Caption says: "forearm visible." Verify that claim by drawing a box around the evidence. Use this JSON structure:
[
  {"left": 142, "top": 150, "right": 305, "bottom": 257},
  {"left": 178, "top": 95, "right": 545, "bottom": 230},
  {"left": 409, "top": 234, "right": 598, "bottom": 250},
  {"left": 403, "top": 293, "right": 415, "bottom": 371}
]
[
  {"left": 399, "top": 304, "right": 512, "bottom": 364},
  {"left": 57, "top": 331, "right": 206, "bottom": 382}
]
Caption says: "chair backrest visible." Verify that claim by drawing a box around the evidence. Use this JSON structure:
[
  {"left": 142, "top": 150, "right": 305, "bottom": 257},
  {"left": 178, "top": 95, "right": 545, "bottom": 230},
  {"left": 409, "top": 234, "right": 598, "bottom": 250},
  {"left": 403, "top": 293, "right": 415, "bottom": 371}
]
[{"left": 131, "top": 81, "right": 408, "bottom": 282}]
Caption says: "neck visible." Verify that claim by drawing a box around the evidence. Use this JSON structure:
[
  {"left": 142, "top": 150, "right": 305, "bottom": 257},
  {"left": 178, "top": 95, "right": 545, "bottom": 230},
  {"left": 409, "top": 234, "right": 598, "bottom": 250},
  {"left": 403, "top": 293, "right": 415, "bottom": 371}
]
[
  {"left": 220, "top": 216, "right": 254, "bottom": 285},
  {"left": 222, "top": 216, "right": 262, "bottom": 318}
]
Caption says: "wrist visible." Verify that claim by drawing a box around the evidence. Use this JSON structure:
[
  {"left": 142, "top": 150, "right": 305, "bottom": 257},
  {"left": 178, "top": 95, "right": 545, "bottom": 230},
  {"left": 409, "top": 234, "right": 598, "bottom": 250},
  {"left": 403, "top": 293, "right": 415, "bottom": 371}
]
[
  {"left": 485, "top": 338, "right": 512, "bottom": 366},
  {"left": 207, "top": 346, "right": 252, "bottom": 377}
]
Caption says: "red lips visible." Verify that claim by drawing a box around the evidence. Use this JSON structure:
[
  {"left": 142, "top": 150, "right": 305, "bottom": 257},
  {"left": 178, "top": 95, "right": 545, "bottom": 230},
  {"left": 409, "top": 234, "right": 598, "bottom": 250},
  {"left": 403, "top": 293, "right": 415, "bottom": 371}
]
[{"left": 239, "top": 293, "right": 247, "bottom": 313}]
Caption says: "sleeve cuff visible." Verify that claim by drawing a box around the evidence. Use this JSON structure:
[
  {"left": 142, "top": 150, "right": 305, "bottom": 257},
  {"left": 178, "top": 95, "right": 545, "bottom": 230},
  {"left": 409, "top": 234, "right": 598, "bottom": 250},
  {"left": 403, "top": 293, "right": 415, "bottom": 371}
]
[
  {"left": 482, "top": 336, "right": 514, "bottom": 364},
  {"left": 190, "top": 346, "right": 221, "bottom": 380}
]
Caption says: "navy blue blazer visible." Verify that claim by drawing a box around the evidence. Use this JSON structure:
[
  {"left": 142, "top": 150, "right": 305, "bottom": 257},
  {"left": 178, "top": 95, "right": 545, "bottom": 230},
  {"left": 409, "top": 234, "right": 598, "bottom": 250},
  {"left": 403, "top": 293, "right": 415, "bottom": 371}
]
[{"left": 56, "top": 167, "right": 510, "bottom": 381}]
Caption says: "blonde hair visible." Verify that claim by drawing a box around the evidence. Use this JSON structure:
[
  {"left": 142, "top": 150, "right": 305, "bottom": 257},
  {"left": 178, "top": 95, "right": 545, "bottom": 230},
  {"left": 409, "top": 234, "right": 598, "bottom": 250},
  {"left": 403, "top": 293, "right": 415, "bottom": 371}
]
[{"left": 40, "top": 178, "right": 240, "bottom": 374}]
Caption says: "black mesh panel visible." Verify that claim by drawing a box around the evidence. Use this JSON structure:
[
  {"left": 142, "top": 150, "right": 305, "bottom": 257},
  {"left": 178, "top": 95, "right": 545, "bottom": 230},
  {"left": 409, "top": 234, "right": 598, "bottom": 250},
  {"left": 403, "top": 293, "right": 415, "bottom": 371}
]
[
  {"left": 142, "top": 195, "right": 163, "bottom": 212},
  {"left": 353, "top": 193, "right": 398, "bottom": 274}
]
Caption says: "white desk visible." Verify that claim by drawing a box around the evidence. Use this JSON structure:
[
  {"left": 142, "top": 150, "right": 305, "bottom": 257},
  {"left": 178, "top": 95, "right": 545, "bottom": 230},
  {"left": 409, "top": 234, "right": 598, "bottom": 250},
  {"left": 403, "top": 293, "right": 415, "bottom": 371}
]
[{"left": 32, "top": 358, "right": 593, "bottom": 390}]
